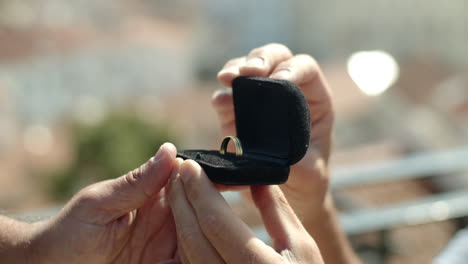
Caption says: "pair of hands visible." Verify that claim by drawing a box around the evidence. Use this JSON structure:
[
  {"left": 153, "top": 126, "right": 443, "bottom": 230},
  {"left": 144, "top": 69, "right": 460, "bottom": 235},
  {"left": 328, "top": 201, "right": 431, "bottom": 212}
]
[
  {"left": 169, "top": 158, "right": 324, "bottom": 264},
  {"left": 19, "top": 44, "right": 334, "bottom": 264}
]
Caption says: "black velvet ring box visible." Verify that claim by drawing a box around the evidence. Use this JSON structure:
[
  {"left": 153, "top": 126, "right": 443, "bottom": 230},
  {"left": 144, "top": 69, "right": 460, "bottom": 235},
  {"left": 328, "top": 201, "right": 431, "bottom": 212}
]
[{"left": 177, "top": 76, "right": 311, "bottom": 185}]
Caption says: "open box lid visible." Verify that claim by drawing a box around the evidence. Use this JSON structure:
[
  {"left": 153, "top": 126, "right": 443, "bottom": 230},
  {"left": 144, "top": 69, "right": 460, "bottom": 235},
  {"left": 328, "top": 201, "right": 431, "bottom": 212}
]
[{"left": 232, "top": 76, "right": 310, "bottom": 165}]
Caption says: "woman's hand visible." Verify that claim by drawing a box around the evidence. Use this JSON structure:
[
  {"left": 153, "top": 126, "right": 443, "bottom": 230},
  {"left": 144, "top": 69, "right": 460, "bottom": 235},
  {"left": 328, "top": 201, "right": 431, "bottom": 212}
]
[
  {"left": 168, "top": 159, "right": 324, "bottom": 264},
  {"left": 213, "top": 43, "right": 334, "bottom": 223},
  {"left": 213, "top": 44, "right": 361, "bottom": 264}
]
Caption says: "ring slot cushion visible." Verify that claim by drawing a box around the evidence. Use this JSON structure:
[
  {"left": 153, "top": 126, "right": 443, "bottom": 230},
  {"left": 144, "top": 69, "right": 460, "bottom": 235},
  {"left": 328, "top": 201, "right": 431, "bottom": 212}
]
[{"left": 177, "top": 76, "right": 311, "bottom": 185}]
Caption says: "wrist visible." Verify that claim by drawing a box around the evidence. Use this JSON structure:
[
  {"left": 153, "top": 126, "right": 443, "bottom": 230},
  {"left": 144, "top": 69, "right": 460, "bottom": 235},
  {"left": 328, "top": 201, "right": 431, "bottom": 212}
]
[
  {"left": 0, "top": 216, "right": 37, "bottom": 264},
  {"left": 302, "top": 195, "right": 362, "bottom": 264},
  {"left": 302, "top": 192, "right": 335, "bottom": 231},
  {"left": 287, "top": 154, "right": 331, "bottom": 223},
  {"left": 25, "top": 220, "right": 53, "bottom": 264}
]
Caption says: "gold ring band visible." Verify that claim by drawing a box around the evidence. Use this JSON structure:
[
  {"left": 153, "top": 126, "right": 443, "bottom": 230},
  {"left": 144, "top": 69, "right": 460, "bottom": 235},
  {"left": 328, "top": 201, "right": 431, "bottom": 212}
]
[{"left": 219, "top": 136, "right": 243, "bottom": 157}]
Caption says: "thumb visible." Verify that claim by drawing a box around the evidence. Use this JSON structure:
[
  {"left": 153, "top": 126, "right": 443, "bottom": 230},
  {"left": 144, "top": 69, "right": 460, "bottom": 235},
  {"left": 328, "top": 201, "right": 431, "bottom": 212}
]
[{"left": 71, "top": 142, "right": 177, "bottom": 224}]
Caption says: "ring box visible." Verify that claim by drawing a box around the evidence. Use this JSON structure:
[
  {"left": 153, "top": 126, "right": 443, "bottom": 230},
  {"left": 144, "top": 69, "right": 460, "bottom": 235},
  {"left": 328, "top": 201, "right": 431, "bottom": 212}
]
[{"left": 177, "top": 76, "right": 311, "bottom": 185}]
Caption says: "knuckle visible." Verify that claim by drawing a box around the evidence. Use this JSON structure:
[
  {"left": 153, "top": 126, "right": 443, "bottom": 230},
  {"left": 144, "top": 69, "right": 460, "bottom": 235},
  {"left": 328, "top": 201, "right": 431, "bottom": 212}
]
[
  {"left": 250, "top": 43, "right": 293, "bottom": 61},
  {"left": 125, "top": 167, "right": 141, "bottom": 186},
  {"left": 250, "top": 46, "right": 272, "bottom": 59},
  {"left": 211, "top": 89, "right": 233, "bottom": 106},
  {"left": 76, "top": 184, "right": 101, "bottom": 203},
  {"left": 122, "top": 166, "right": 152, "bottom": 198},
  {"left": 272, "top": 187, "right": 293, "bottom": 210},
  {"left": 295, "top": 54, "right": 319, "bottom": 67},
  {"left": 72, "top": 183, "right": 104, "bottom": 211},
  {"left": 276, "top": 192, "right": 291, "bottom": 208},
  {"left": 225, "top": 57, "right": 245, "bottom": 68},
  {"left": 269, "top": 186, "right": 291, "bottom": 208}
]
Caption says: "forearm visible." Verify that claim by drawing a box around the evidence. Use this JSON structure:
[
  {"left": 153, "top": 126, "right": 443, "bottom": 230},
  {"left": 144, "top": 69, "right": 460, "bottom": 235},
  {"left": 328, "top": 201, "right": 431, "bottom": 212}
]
[
  {"left": 303, "top": 195, "right": 361, "bottom": 264},
  {"left": 0, "top": 215, "right": 34, "bottom": 264}
]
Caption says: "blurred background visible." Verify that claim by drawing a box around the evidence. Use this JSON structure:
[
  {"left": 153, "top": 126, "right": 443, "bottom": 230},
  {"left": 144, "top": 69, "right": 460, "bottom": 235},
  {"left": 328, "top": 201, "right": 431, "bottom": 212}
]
[{"left": 0, "top": 0, "right": 467, "bottom": 263}]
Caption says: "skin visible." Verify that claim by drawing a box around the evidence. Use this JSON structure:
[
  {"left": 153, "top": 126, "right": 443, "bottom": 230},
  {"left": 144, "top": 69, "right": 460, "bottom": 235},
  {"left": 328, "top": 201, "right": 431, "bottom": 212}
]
[
  {"left": 0, "top": 143, "right": 180, "bottom": 264},
  {"left": 212, "top": 43, "right": 361, "bottom": 264},
  {"left": 168, "top": 159, "right": 325, "bottom": 264}
]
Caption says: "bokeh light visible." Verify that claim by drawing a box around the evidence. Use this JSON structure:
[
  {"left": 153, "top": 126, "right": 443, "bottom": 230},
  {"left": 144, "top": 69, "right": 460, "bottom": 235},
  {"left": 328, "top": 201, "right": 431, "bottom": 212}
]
[{"left": 347, "top": 50, "right": 400, "bottom": 96}]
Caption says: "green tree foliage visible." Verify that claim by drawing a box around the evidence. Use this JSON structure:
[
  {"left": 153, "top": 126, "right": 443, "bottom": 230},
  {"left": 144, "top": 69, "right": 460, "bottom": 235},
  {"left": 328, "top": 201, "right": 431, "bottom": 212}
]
[{"left": 50, "top": 112, "right": 177, "bottom": 201}]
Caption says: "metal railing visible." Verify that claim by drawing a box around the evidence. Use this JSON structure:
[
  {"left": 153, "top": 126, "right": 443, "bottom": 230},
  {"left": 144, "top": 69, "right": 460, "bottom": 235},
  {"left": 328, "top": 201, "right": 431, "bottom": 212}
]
[
  {"left": 6, "top": 146, "right": 468, "bottom": 237},
  {"left": 330, "top": 146, "right": 468, "bottom": 189}
]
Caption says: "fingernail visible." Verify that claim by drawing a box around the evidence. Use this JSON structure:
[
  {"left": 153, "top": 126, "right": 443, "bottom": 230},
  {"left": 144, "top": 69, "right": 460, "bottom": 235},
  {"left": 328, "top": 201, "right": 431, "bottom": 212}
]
[
  {"left": 271, "top": 69, "right": 291, "bottom": 79},
  {"left": 246, "top": 57, "right": 264, "bottom": 68},
  {"left": 154, "top": 144, "right": 166, "bottom": 161},
  {"left": 179, "top": 166, "right": 192, "bottom": 183}
]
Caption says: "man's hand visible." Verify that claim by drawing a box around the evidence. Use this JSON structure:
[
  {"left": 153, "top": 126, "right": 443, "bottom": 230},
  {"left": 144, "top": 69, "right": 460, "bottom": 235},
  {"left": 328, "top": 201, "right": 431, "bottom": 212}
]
[
  {"left": 25, "top": 143, "right": 180, "bottom": 264},
  {"left": 213, "top": 43, "right": 334, "bottom": 222},
  {"left": 168, "top": 159, "right": 324, "bottom": 264}
]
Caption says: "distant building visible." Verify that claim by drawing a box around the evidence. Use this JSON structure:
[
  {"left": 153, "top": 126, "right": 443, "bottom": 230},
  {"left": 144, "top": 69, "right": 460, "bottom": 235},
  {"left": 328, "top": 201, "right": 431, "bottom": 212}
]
[
  {"left": 193, "top": 0, "right": 468, "bottom": 68},
  {"left": 193, "top": 0, "right": 294, "bottom": 78},
  {"left": 293, "top": 0, "right": 468, "bottom": 64}
]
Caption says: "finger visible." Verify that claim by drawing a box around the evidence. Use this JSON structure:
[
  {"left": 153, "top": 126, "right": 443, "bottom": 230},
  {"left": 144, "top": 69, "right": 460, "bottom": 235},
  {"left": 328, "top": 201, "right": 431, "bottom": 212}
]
[
  {"left": 155, "top": 260, "right": 181, "bottom": 264},
  {"left": 270, "top": 54, "right": 334, "bottom": 159},
  {"left": 251, "top": 185, "right": 309, "bottom": 250},
  {"left": 239, "top": 43, "right": 293, "bottom": 77},
  {"left": 165, "top": 157, "right": 185, "bottom": 204},
  {"left": 122, "top": 185, "right": 176, "bottom": 263},
  {"left": 213, "top": 183, "right": 247, "bottom": 192},
  {"left": 175, "top": 245, "right": 191, "bottom": 264},
  {"left": 179, "top": 160, "right": 282, "bottom": 264},
  {"left": 140, "top": 213, "right": 177, "bottom": 263},
  {"left": 270, "top": 54, "right": 319, "bottom": 84},
  {"left": 269, "top": 54, "right": 332, "bottom": 103},
  {"left": 172, "top": 197, "right": 189, "bottom": 264},
  {"left": 217, "top": 56, "right": 246, "bottom": 87},
  {"left": 211, "top": 89, "right": 235, "bottom": 128},
  {"left": 211, "top": 89, "right": 237, "bottom": 141},
  {"left": 211, "top": 89, "right": 233, "bottom": 113},
  {"left": 252, "top": 185, "right": 325, "bottom": 263},
  {"left": 170, "top": 157, "right": 184, "bottom": 181},
  {"left": 71, "top": 143, "right": 177, "bottom": 224},
  {"left": 168, "top": 163, "right": 224, "bottom": 264}
]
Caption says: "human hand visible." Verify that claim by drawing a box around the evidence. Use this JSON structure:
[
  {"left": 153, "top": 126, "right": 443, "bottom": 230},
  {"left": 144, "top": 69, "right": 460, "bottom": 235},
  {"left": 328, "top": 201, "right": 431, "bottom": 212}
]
[
  {"left": 27, "top": 143, "right": 180, "bottom": 264},
  {"left": 213, "top": 43, "right": 334, "bottom": 222},
  {"left": 168, "top": 159, "right": 324, "bottom": 264}
]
